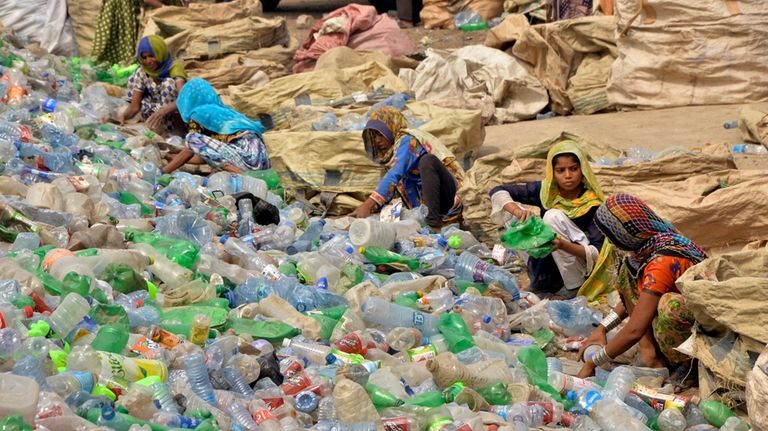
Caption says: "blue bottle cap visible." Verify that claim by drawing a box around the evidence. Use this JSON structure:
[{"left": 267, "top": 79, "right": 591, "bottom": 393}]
[
  {"left": 219, "top": 233, "right": 230, "bottom": 244},
  {"left": 437, "top": 236, "right": 448, "bottom": 248},
  {"left": 325, "top": 353, "right": 337, "bottom": 364},
  {"left": 482, "top": 314, "right": 492, "bottom": 324},
  {"left": 316, "top": 277, "right": 328, "bottom": 290}
]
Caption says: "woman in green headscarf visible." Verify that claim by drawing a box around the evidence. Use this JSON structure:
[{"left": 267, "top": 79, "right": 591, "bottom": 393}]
[
  {"left": 488, "top": 140, "right": 615, "bottom": 299},
  {"left": 117, "top": 35, "right": 187, "bottom": 134}
]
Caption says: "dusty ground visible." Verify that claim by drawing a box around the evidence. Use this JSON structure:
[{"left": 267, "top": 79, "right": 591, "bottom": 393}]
[
  {"left": 482, "top": 104, "right": 746, "bottom": 155},
  {"left": 263, "top": 0, "right": 490, "bottom": 52}
]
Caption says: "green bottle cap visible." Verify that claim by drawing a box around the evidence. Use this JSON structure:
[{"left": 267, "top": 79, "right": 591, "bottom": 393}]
[
  {"left": 29, "top": 320, "right": 51, "bottom": 338},
  {"left": 93, "top": 385, "right": 116, "bottom": 400},
  {"left": 447, "top": 235, "right": 462, "bottom": 249},
  {"left": 147, "top": 281, "right": 158, "bottom": 300}
]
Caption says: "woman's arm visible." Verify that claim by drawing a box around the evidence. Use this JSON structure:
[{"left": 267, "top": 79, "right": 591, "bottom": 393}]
[
  {"left": 118, "top": 91, "right": 143, "bottom": 124},
  {"left": 578, "top": 292, "right": 659, "bottom": 377},
  {"left": 352, "top": 137, "right": 416, "bottom": 218}
]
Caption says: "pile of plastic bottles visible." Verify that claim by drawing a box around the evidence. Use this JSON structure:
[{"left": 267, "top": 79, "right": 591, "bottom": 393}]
[
  {"left": 310, "top": 93, "right": 426, "bottom": 132},
  {"left": 0, "top": 26, "right": 753, "bottom": 431}
]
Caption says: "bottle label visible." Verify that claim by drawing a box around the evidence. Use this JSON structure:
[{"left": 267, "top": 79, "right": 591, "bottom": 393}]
[
  {"left": 280, "top": 371, "right": 311, "bottom": 395},
  {"left": 412, "top": 311, "right": 425, "bottom": 327},
  {"left": 491, "top": 244, "right": 509, "bottom": 265},
  {"left": 565, "top": 375, "right": 598, "bottom": 393},
  {"left": 407, "top": 345, "right": 437, "bottom": 362},
  {"left": 0, "top": 312, "right": 5, "bottom": 329},
  {"left": 383, "top": 416, "right": 411, "bottom": 431},
  {"left": 262, "top": 397, "right": 285, "bottom": 410},
  {"left": 471, "top": 260, "right": 490, "bottom": 282},
  {"left": 334, "top": 333, "right": 365, "bottom": 355},
  {"left": 98, "top": 351, "right": 168, "bottom": 383},
  {"left": 631, "top": 382, "right": 690, "bottom": 411},
  {"left": 252, "top": 408, "right": 276, "bottom": 425},
  {"left": 66, "top": 176, "right": 92, "bottom": 193},
  {"left": 129, "top": 335, "right": 161, "bottom": 355},
  {"left": 261, "top": 264, "right": 282, "bottom": 281},
  {"left": 150, "top": 327, "right": 184, "bottom": 348}
]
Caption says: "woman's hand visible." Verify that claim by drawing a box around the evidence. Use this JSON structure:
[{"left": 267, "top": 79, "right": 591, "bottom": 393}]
[
  {"left": 578, "top": 326, "right": 607, "bottom": 359},
  {"left": 503, "top": 202, "right": 532, "bottom": 221},
  {"left": 350, "top": 199, "right": 377, "bottom": 219},
  {"left": 146, "top": 111, "right": 165, "bottom": 133}
]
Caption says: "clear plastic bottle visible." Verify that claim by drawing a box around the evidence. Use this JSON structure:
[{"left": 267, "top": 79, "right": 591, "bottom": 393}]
[
  {"left": 602, "top": 366, "right": 636, "bottom": 401},
  {"left": 386, "top": 327, "right": 423, "bottom": 351},
  {"left": 656, "top": 408, "right": 686, "bottom": 431},
  {"left": 181, "top": 352, "right": 217, "bottom": 405},
  {"left": 282, "top": 337, "right": 331, "bottom": 365},
  {"left": 152, "top": 411, "right": 204, "bottom": 429},
  {"left": 547, "top": 296, "right": 602, "bottom": 336},
  {"left": 454, "top": 252, "right": 520, "bottom": 300},
  {"left": 719, "top": 416, "right": 750, "bottom": 431},
  {"left": 591, "top": 398, "right": 651, "bottom": 431},
  {"left": 624, "top": 393, "right": 660, "bottom": 426},
  {"left": 286, "top": 219, "right": 326, "bottom": 255},
  {"left": 361, "top": 297, "right": 440, "bottom": 336},
  {"left": 548, "top": 371, "right": 600, "bottom": 395},
  {"left": 221, "top": 366, "right": 254, "bottom": 398},
  {"left": 48, "top": 293, "right": 90, "bottom": 339},
  {"left": 683, "top": 402, "right": 709, "bottom": 427},
  {"left": 349, "top": 218, "right": 397, "bottom": 249},
  {"left": 12, "top": 355, "right": 50, "bottom": 390},
  {"left": 96, "top": 406, "right": 132, "bottom": 429},
  {"left": 152, "top": 381, "right": 180, "bottom": 413},
  {"left": 46, "top": 371, "right": 95, "bottom": 399},
  {"left": 491, "top": 402, "right": 547, "bottom": 427},
  {"left": 572, "top": 415, "right": 603, "bottom": 430}
]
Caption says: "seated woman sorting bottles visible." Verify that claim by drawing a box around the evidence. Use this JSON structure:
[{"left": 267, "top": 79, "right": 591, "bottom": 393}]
[
  {"left": 349, "top": 107, "right": 464, "bottom": 230},
  {"left": 577, "top": 193, "right": 707, "bottom": 379},
  {"left": 118, "top": 36, "right": 187, "bottom": 134},
  {"left": 488, "top": 141, "right": 613, "bottom": 299},
  {"left": 162, "top": 78, "right": 271, "bottom": 175}
]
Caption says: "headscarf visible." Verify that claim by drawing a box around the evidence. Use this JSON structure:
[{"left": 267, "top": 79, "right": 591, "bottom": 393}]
[
  {"left": 595, "top": 193, "right": 707, "bottom": 276},
  {"left": 176, "top": 78, "right": 265, "bottom": 136},
  {"left": 362, "top": 106, "right": 408, "bottom": 165},
  {"left": 136, "top": 35, "right": 187, "bottom": 80},
  {"left": 540, "top": 140, "right": 604, "bottom": 219}
]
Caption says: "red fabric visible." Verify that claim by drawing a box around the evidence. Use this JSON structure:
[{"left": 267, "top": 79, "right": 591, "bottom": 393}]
[
  {"left": 292, "top": 4, "right": 416, "bottom": 73},
  {"left": 637, "top": 255, "right": 695, "bottom": 296}
]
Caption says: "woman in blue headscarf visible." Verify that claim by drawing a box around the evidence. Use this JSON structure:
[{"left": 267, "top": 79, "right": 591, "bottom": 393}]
[
  {"left": 119, "top": 35, "right": 187, "bottom": 134},
  {"left": 162, "top": 78, "right": 271, "bottom": 174}
]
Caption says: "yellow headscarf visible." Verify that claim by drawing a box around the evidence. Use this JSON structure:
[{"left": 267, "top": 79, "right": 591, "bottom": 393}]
[{"left": 540, "top": 140, "right": 604, "bottom": 219}]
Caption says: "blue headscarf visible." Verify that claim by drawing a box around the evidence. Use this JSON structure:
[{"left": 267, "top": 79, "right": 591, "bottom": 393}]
[{"left": 176, "top": 78, "right": 265, "bottom": 136}]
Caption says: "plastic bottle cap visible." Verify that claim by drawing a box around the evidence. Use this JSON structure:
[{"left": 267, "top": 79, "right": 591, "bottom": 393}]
[
  {"left": 437, "top": 236, "right": 448, "bottom": 248},
  {"left": 358, "top": 246, "right": 366, "bottom": 254},
  {"left": 20, "top": 306, "right": 33, "bottom": 318},
  {"left": 447, "top": 235, "right": 462, "bottom": 249},
  {"left": 29, "top": 320, "right": 51, "bottom": 338},
  {"left": 482, "top": 314, "right": 492, "bottom": 324},
  {"left": 145, "top": 281, "right": 158, "bottom": 300},
  {"left": 344, "top": 245, "right": 354, "bottom": 254},
  {"left": 219, "top": 234, "right": 230, "bottom": 244},
  {"left": 325, "top": 353, "right": 337, "bottom": 364},
  {"left": 93, "top": 385, "right": 116, "bottom": 401},
  {"left": 316, "top": 277, "right": 328, "bottom": 290}
]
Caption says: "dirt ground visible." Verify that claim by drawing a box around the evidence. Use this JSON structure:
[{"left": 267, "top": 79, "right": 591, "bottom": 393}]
[{"left": 263, "top": 0, "right": 490, "bottom": 51}]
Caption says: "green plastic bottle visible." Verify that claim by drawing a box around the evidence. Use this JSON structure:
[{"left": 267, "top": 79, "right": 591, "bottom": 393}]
[
  {"left": 394, "top": 292, "right": 421, "bottom": 310},
  {"left": 101, "top": 263, "right": 147, "bottom": 294},
  {"left": 91, "top": 324, "right": 129, "bottom": 354},
  {"left": 244, "top": 168, "right": 282, "bottom": 190},
  {"left": 124, "top": 229, "right": 200, "bottom": 269},
  {"left": 459, "top": 21, "right": 489, "bottom": 31},
  {"left": 359, "top": 246, "right": 420, "bottom": 271},
  {"left": 403, "top": 390, "right": 445, "bottom": 407},
  {"left": 477, "top": 382, "right": 512, "bottom": 405},
  {"left": 437, "top": 313, "right": 475, "bottom": 353},
  {"left": 366, "top": 383, "right": 404, "bottom": 407},
  {"left": 0, "top": 415, "right": 33, "bottom": 431},
  {"left": 223, "top": 317, "right": 300, "bottom": 342},
  {"left": 699, "top": 399, "right": 735, "bottom": 428},
  {"left": 118, "top": 192, "right": 154, "bottom": 217}
]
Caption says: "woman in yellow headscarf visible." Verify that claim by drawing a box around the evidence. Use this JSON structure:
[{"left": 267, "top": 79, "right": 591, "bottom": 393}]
[
  {"left": 118, "top": 35, "right": 188, "bottom": 134},
  {"left": 489, "top": 141, "right": 614, "bottom": 299}
]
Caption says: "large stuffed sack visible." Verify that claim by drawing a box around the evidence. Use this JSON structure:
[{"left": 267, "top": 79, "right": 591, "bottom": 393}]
[
  {"left": 0, "top": 0, "right": 77, "bottom": 55},
  {"left": 608, "top": 0, "right": 768, "bottom": 109}
]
